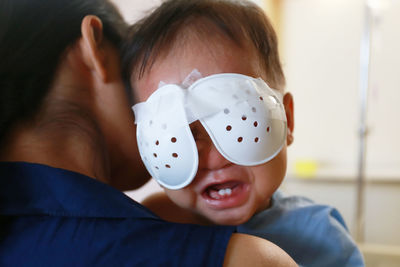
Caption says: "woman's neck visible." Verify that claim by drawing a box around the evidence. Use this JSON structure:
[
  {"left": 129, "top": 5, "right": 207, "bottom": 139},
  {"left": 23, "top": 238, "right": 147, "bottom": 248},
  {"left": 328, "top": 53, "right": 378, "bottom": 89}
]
[{"left": 0, "top": 104, "right": 110, "bottom": 184}]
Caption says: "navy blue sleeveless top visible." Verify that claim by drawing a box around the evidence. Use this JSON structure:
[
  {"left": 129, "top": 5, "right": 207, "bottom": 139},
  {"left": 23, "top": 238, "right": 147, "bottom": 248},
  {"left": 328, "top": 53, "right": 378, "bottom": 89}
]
[{"left": 0, "top": 162, "right": 234, "bottom": 266}]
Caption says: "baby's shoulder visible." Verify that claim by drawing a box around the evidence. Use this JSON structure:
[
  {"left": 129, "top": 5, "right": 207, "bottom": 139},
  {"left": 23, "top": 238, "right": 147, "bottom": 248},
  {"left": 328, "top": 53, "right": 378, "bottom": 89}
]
[
  {"left": 271, "top": 191, "right": 347, "bottom": 228},
  {"left": 238, "top": 192, "right": 364, "bottom": 266},
  {"left": 241, "top": 191, "right": 348, "bottom": 235}
]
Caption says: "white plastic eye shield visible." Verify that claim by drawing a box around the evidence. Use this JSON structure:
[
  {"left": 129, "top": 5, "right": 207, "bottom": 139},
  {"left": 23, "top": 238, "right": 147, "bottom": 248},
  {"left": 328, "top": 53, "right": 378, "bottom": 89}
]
[{"left": 133, "top": 73, "right": 287, "bottom": 190}]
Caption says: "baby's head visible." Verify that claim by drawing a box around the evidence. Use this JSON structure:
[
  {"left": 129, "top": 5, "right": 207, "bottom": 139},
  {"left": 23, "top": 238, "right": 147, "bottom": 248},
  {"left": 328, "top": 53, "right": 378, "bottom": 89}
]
[{"left": 122, "top": 0, "right": 294, "bottom": 225}]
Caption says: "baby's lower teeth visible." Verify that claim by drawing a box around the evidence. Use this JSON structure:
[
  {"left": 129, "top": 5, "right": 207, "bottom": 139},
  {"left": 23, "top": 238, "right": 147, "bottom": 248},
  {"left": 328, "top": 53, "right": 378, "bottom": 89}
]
[{"left": 218, "top": 188, "right": 232, "bottom": 196}]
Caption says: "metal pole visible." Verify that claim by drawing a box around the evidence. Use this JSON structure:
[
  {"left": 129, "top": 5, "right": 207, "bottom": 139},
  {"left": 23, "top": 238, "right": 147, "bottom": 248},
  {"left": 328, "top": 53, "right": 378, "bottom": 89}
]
[{"left": 355, "top": 1, "right": 373, "bottom": 243}]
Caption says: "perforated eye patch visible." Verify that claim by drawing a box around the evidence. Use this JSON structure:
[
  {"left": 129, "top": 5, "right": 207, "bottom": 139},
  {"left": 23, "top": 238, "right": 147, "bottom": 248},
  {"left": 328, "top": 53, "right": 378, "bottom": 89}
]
[{"left": 133, "top": 73, "right": 287, "bottom": 189}]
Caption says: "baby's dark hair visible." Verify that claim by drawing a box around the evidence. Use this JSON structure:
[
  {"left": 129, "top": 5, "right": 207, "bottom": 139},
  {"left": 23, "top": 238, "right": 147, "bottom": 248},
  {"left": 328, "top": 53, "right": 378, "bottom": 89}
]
[{"left": 122, "top": 0, "right": 286, "bottom": 96}]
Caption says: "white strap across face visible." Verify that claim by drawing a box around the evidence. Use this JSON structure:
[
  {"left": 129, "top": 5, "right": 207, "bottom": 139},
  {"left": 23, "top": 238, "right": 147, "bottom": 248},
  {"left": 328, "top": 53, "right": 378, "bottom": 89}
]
[{"left": 133, "top": 73, "right": 287, "bottom": 190}]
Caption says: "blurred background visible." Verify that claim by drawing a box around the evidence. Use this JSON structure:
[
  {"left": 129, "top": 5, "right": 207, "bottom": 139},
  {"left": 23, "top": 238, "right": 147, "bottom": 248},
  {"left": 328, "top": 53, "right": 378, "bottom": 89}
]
[{"left": 112, "top": 0, "right": 400, "bottom": 266}]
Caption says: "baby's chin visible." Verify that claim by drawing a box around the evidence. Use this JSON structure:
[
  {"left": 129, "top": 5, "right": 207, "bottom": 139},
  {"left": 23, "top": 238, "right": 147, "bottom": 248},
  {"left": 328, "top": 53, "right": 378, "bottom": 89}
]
[
  {"left": 198, "top": 198, "right": 272, "bottom": 226},
  {"left": 200, "top": 209, "right": 255, "bottom": 226}
]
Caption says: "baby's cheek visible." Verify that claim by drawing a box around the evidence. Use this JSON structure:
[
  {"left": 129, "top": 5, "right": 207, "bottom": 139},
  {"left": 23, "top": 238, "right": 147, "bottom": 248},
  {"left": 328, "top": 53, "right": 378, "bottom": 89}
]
[{"left": 165, "top": 187, "right": 198, "bottom": 210}]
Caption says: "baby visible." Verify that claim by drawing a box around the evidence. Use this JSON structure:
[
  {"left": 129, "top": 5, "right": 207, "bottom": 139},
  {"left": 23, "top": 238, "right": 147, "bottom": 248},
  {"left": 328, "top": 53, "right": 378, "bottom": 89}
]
[{"left": 122, "top": 0, "right": 364, "bottom": 266}]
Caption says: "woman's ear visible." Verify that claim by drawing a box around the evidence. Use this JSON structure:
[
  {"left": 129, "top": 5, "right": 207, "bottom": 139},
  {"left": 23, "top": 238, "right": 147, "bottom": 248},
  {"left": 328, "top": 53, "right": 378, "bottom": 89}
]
[
  {"left": 80, "top": 15, "right": 107, "bottom": 82},
  {"left": 283, "top": 92, "right": 294, "bottom": 146}
]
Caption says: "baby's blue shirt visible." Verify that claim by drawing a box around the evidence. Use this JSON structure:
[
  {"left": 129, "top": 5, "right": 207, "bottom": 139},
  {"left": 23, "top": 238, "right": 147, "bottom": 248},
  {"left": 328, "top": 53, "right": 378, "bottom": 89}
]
[{"left": 237, "top": 191, "right": 365, "bottom": 267}]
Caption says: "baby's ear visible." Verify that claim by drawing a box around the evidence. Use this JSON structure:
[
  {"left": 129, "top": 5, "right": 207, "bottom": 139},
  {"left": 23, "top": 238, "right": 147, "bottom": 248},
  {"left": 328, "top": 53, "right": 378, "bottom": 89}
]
[
  {"left": 79, "top": 15, "right": 107, "bottom": 82},
  {"left": 283, "top": 92, "right": 294, "bottom": 145}
]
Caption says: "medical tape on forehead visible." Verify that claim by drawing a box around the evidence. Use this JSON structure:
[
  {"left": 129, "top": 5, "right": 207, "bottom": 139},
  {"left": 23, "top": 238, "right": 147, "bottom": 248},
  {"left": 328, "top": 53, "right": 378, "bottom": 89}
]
[
  {"left": 133, "top": 73, "right": 287, "bottom": 189},
  {"left": 135, "top": 76, "right": 284, "bottom": 126}
]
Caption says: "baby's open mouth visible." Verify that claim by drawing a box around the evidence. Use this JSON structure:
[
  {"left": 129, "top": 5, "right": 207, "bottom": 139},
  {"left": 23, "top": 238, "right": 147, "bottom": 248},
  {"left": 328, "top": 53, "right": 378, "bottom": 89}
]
[
  {"left": 204, "top": 181, "right": 241, "bottom": 200},
  {"left": 201, "top": 180, "right": 251, "bottom": 209}
]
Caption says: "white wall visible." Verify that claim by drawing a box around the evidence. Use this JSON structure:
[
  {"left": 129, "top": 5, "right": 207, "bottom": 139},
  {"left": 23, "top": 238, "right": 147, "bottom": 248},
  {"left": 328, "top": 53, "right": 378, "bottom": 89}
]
[
  {"left": 111, "top": 0, "right": 162, "bottom": 23},
  {"left": 282, "top": 0, "right": 362, "bottom": 178},
  {"left": 282, "top": 0, "right": 400, "bottom": 180},
  {"left": 281, "top": 0, "right": 400, "bottom": 264}
]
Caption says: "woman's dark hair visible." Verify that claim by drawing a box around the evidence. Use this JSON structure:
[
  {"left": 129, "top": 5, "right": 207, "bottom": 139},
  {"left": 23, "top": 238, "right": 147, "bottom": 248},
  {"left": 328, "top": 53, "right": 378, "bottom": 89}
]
[
  {"left": 0, "top": 0, "right": 127, "bottom": 145},
  {"left": 122, "top": 0, "right": 285, "bottom": 95}
]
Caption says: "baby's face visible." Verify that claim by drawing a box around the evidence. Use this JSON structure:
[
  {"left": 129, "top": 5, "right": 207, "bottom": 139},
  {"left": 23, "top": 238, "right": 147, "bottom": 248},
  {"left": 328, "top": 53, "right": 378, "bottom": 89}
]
[{"left": 135, "top": 37, "right": 291, "bottom": 225}]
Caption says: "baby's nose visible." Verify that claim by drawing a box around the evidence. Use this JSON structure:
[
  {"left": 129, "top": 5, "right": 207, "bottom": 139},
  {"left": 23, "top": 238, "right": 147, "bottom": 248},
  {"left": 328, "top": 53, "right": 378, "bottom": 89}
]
[
  {"left": 198, "top": 142, "right": 231, "bottom": 170},
  {"left": 191, "top": 121, "right": 230, "bottom": 170}
]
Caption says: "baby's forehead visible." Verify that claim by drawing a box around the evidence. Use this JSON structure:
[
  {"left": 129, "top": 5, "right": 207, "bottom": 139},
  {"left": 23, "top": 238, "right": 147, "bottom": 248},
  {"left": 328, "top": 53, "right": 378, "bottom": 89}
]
[
  {"left": 143, "top": 21, "right": 260, "bottom": 68},
  {"left": 134, "top": 36, "right": 266, "bottom": 99}
]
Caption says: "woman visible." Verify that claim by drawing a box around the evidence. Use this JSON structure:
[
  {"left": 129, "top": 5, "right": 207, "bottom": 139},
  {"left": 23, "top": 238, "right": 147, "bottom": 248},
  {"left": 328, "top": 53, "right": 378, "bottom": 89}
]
[{"left": 0, "top": 0, "right": 296, "bottom": 266}]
